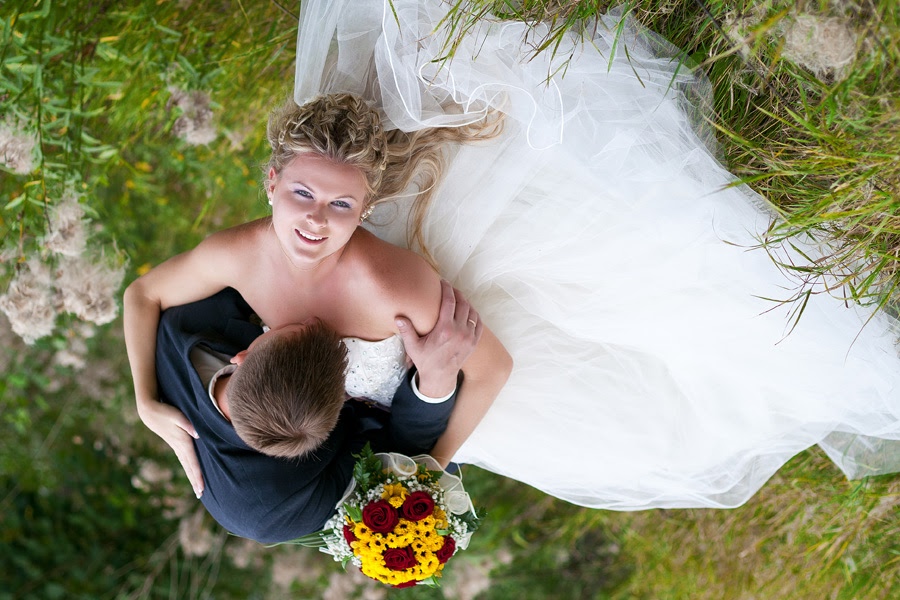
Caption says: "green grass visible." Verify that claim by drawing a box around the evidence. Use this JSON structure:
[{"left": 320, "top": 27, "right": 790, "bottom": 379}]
[{"left": 2, "top": 0, "right": 900, "bottom": 598}]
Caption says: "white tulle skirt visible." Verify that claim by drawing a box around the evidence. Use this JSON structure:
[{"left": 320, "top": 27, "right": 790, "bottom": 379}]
[{"left": 295, "top": 0, "right": 900, "bottom": 509}]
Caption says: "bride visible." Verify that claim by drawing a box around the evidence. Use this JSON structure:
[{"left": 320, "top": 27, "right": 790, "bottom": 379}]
[{"left": 291, "top": 0, "right": 900, "bottom": 509}]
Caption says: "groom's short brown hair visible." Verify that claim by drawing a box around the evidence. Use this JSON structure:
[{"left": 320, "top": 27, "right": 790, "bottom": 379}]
[{"left": 227, "top": 320, "right": 348, "bottom": 458}]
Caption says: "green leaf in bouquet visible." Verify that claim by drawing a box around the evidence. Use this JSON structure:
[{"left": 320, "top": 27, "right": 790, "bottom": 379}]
[
  {"left": 459, "top": 510, "right": 480, "bottom": 534},
  {"left": 352, "top": 442, "right": 385, "bottom": 492},
  {"left": 345, "top": 504, "right": 363, "bottom": 523}
]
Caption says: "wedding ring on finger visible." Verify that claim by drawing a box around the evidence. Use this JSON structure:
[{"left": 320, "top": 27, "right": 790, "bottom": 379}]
[{"left": 468, "top": 319, "right": 477, "bottom": 327}]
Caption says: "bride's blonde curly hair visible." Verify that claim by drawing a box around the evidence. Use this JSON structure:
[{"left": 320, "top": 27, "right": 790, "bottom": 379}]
[{"left": 265, "top": 93, "right": 503, "bottom": 263}]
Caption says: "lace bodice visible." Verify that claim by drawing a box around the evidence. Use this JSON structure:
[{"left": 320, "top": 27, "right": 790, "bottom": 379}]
[{"left": 342, "top": 335, "right": 408, "bottom": 407}]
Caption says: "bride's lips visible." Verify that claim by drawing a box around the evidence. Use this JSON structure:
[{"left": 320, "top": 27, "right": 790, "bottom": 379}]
[{"left": 295, "top": 228, "right": 327, "bottom": 245}]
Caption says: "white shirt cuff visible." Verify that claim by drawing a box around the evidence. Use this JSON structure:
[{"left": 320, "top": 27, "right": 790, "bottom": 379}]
[{"left": 411, "top": 372, "right": 456, "bottom": 404}]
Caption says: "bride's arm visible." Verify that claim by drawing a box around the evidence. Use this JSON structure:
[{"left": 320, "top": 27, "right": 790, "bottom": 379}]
[
  {"left": 379, "top": 249, "right": 513, "bottom": 468},
  {"left": 428, "top": 325, "right": 511, "bottom": 466},
  {"left": 124, "top": 225, "right": 251, "bottom": 496}
]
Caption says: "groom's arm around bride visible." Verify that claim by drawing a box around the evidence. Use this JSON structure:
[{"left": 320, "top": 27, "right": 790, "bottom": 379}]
[{"left": 153, "top": 282, "right": 480, "bottom": 543}]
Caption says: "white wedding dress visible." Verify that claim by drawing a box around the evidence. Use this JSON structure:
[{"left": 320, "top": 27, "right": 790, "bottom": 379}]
[{"left": 297, "top": 0, "right": 900, "bottom": 509}]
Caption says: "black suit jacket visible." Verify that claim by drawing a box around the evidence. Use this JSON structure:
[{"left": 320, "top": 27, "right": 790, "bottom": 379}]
[{"left": 155, "top": 288, "right": 456, "bottom": 544}]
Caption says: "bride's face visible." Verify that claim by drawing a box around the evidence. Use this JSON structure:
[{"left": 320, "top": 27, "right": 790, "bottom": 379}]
[{"left": 267, "top": 153, "right": 368, "bottom": 269}]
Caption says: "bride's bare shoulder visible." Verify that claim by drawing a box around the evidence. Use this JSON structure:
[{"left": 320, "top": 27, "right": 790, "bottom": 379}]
[
  {"left": 348, "top": 228, "right": 441, "bottom": 322},
  {"left": 174, "top": 219, "right": 274, "bottom": 282},
  {"left": 198, "top": 218, "right": 272, "bottom": 253},
  {"left": 351, "top": 228, "right": 435, "bottom": 281}
]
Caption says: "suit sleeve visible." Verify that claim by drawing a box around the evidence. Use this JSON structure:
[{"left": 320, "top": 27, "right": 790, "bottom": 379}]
[{"left": 387, "top": 370, "right": 462, "bottom": 456}]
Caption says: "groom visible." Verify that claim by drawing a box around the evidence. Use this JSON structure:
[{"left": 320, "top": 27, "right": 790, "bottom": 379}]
[{"left": 154, "top": 283, "right": 477, "bottom": 544}]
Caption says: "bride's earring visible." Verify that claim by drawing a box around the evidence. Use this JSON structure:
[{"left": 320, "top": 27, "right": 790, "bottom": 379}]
[{"left": 360, "top": 204, "right": 374, "bottom": 222}]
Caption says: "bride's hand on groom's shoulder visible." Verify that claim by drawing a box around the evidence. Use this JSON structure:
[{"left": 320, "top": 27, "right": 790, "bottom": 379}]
[
  {"left": 395, "top": 280, "right": 483, "bottom": 399},
  {"left": 137, "top": 399, "right": 204, "bottom": 499}
]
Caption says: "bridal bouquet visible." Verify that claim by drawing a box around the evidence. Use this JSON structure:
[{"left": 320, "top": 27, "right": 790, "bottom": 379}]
[{"left": 295, "top": 445, "right": 478, "bottom": 588}]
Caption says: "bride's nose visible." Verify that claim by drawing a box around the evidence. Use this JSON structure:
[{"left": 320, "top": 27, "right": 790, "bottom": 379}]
[{"left": 306, "top": 205, "right": 327, "bottom": 228}]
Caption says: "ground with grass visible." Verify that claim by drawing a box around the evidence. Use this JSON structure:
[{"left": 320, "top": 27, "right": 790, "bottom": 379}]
[{"left": 1, "top": 1, "right": 898, "bottom": 598}]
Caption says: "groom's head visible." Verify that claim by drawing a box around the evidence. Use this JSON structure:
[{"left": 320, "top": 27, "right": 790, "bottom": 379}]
[{"left": 226, "top": 318, "right": 348, "bottom": 458}]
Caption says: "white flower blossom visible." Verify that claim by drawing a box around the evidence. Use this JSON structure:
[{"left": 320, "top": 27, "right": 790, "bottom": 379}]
[
  {"left": 0, "top": 258, "right": 57, "bottom": 343},
  {"left": 55, "top": 254, "right": 125, "bottom": 325},
  {"left": 178, "top": 508, "right": 215, "bottom": 557},
  {"left": 271, "top": 548, "right": 325, "bottom": 590},
  {"left": 782, "top": 15, "right": 857, "bottom": 80},
  {"left": 226, "top": 537, "right": 264, "bottom": 569},
  {"left": 0, "top": 116, "right": 38, "bottom": 174},
  {"left": 138, "top": 459, "right": 174, "bottom": 486},
  {"left": 44, "top": 192, "right": 88, "bottom": 257},
  {"left": 168, "top": 87, "right": 217, "bottom": 145},
  {"left": 225, "top": 127, "right": 249, "bottom": 151},
  {"left": 323, "top": 567, "right": 387, "bottom": 600},
  {"left": 54, "top": 337, "right": 88, "bottom": 370}
]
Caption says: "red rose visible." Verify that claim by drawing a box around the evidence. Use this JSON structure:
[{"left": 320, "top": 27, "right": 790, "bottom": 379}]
[
  {"left": 383, "top": 546, "right": 418, "bottom": 571},
  {"left": 400, "top": 491, "right": 435, "bottom": 522},
  {"left": 343, "top": 524, "right": 356, "bottom": 545},
  {"left": 435, "top": 536, "right": 456, "bottom": 563},
  {"left": 362, "top": 500, "right": 399, "bottom": 534},
  {"left": 393, "top": 580, "right": 418, "bottom": 588}
]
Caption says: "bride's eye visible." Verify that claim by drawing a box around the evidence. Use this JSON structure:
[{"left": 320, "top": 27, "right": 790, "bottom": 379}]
[
  {"left": 294, "top": 189, "right": 313, "bottom": 199},
  {"left": 332, "top": 200, "right": 352, "bottom": 209}
]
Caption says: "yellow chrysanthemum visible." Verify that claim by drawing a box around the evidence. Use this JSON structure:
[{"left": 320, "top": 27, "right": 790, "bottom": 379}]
[
  {"left": 353, "top": 522, "right": 371, "bottom": 539},
  {"left": 385, "top": 531, "right": 417, "bottom": 548},
  {"left": 361, "top": 556, "right": 422, "bottom": 586},
  {"left": 382, "top": 482, "right": 408, "bottom": 500},
  {"left": 361, "top": 563, "right": 382, "bottom": 580},
  {"left": 380, "top": 519, "right": 412, "bottom": 545},
  {"left": 420, "top": 553, "right": 440, "bottom": 572},
  {"left": 395, "top": 519, "right": 412, "bottom": 533},
  {"left": 433, "top": 507, "right": 447, "bottom": 526}
]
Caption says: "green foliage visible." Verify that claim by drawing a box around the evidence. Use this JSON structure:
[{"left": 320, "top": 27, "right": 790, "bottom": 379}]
[
  {"left": 1, "top": 1, "right": 295, "bottom": 597},
  {"left": 352, "top": 442, "right": 386, "bottom": 493},
  {"left": 0, "top": 409, "right": 262, "bottom": 599},
  {"left": 1, "top": 0, "right": 289, "bottom": 290}
]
